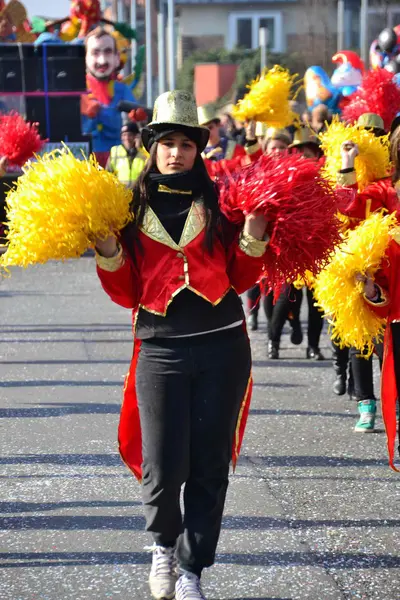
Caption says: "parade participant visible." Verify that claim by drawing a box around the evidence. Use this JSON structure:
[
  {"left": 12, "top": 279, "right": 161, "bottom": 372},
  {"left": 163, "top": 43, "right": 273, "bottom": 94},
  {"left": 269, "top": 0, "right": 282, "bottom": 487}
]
[
  {"left": 198, "top": 106, "right": 247, "bottom": 161},
  {"left": 359, "top": 229, "right": 400, "bottom": 469},
  {"left": 288, "top": 127, "right": 326, "bottom": 360},
  {"left": 331, "top": 113, "right": 399, "bottom": 431},
  {"left": 81, "top": 27, "right": 138, "bottom": 167},
  {"left": 220, "top": 112, "right": 246, "bottom": 145},
  {"left": 246, "top": 127, "right": 291, "bottom": 332},
  {"left": 95, "top": 90, "right": 269, "bottom": 600},
  {"left": 106, "top": 122, "right": 146, "bottom": 188},
  {"left": 311, "top": 103, "right": 331, "bottom": 134}
]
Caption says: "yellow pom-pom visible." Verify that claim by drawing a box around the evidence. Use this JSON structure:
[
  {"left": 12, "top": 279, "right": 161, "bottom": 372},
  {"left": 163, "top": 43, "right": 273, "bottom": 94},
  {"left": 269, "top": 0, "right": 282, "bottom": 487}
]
[
  {"left": 0, "top": 149, "right": 133, "bottom": 269},
  {"left": 313, "top": 212, "right": 398, "bottom": 355},
  {"left": 320, "top": 118, "right": 391, "bottom": 191},
  {"left": 293, "top": 270, "right": 315, "bottom": 290},
  {"left": 232, "top": 65, "right": 299, "bottom": 128}
]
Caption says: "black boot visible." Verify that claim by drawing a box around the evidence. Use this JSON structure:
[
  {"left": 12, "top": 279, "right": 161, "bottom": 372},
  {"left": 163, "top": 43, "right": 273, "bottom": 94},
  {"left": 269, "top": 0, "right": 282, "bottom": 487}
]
[
  {"left": 247, "top": 313, "right": 258, "bottom": 331},
  {"left": 268, "top": 340, "right": 279, "bottom": 359},
  {"left": 331, "top": 339, "right": 349, "bottom": 396},
  {"left": 333, "top": 374, "right": 346, "bottom": 395},
  {"left": 307, "top": 347, "right": 325, "bottom": 361},
  {"left": 290, "top": 319, "right": 303, "bottom": 345}
]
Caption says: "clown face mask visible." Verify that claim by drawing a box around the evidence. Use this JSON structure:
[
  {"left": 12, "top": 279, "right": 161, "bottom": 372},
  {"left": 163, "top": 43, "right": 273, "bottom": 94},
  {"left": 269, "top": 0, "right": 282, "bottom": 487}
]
[{"left": 86, "top": 34, "right": 120, "bottom": 80}]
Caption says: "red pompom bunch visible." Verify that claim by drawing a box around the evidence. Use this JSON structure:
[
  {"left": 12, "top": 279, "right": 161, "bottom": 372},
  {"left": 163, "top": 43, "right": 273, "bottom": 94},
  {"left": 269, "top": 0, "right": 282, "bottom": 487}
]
[
  {"left": 0, "top": 112, "right": 45, "bottom": 167},
  {"left": 217, "top": 153, "right": 342, "bottom": 291},
  {"left": 342, "top": 69, "right": 400, "bottom": 131}
]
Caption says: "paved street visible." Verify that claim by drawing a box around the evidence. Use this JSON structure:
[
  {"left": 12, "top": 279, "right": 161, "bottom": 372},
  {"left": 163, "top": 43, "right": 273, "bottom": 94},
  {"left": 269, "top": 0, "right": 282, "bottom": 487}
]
[{"left": 0, "top": 257, "right": 399, "bottom": 600}]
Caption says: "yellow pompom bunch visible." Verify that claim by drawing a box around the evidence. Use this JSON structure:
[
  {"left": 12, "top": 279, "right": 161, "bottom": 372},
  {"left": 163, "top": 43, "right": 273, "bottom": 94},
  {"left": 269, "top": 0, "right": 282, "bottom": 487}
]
[
  {"left": 232, "top": 65, "right": 298, "bottom": 128},
  {"left": 320, "top": 119, "right": 391, "bottom": 191},
  {"left": 313, "top": 211, "right": 398, "bottom": 355},
  {"left": 292, "top": 270, "right": 315, "bottom": 290},
  {"left": 0, "top": 149, "right": 133, "bottom": 269}
]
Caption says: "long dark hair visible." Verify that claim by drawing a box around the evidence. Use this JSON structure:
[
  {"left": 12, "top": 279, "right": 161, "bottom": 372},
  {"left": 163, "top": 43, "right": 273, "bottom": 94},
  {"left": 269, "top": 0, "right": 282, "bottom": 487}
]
[{"left": 121, "top": 143, "right": 224, "bottom": 254}]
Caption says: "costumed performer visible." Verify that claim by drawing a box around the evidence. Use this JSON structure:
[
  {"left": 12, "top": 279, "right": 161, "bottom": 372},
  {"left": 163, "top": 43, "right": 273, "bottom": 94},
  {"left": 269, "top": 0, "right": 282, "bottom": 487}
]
[
  {"left": 81, "top": 27, "right": 138, "bottom": 167},
  {"left": 324, "top": 113, "right": 399, "bottom": 432},
  {"left": 94, "top": 90, "right": 269, "bottom": 600},
  {"left": 246, "top": 126, "right": 291, "bottom": 335},
  {"left": 358, "top": 228, "right": 400, "bottom": 470},
  {"left": 287, "top": 127, "right": 326, "bottom": 360},
  {"left": 245, "top": 126, "right": 306, "bottom": 359}
]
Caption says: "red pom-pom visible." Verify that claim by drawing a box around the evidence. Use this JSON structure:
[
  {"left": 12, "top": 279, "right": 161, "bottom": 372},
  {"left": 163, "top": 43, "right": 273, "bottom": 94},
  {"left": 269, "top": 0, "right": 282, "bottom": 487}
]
[
  {"left": 217, "top": 153, "right": 342, "bottom": 290},
  {"left": 0, "top": 112, "right": 45, "bottom": 167},
  {"left": 342, "top": 69, "right": 400, "bottom": 131}
]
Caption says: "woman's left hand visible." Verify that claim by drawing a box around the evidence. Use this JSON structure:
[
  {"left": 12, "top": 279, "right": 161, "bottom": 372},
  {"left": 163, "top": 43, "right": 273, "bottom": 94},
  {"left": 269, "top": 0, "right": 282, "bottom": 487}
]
[{"left": 244, "top": 212, "right": 268, "bottom": 241}]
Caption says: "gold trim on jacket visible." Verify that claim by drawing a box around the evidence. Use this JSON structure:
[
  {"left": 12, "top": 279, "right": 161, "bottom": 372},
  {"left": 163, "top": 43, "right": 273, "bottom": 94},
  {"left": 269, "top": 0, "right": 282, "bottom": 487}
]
[{"left": 139, "top": 199, "right": 206, "bottom": 250}]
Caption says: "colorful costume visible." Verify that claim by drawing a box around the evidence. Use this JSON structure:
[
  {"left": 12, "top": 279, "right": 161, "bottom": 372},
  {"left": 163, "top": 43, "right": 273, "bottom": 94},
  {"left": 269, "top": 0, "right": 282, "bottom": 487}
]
[
  {"left": 97, "top": 207, "right": 265, "bottom": 480},
  {"left": 82, "top": 77, "right": 138, "bottom": 161},
  {"left": 363, "top": 232, "right": 400, "bottom": 468}
]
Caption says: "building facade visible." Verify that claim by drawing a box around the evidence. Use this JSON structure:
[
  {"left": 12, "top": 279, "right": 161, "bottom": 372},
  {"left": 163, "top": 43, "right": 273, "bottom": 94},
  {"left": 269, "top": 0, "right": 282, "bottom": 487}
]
[{"left": 175, "top": 0, "right": 400, "bottom": 68}]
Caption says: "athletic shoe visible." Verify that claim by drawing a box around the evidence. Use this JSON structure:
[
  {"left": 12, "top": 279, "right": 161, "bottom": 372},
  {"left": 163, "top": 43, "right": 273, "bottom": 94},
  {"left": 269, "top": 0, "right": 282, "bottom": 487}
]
[
  {"left": 175, "top": 573, "right": 206, "bottom": 600},
  {"left": 148, "top": 545, "right": 178, "bottom": 600},
  {"left": 354, "top": 399, "right": 377, "bottom": 433}
]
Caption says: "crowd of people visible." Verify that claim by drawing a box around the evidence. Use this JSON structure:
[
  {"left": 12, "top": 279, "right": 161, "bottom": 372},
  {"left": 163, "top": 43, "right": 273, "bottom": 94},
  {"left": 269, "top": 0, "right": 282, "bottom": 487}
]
[
  {"left": 93, "top": 88, "right": 400, "bottom": 600},
  {"left": 1, "top": 60, "right": 396, "bottom": 599}
]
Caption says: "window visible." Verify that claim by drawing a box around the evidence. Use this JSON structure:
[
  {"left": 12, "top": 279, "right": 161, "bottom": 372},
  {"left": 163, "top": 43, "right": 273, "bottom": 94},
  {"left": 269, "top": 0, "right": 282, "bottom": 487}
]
[
  {"left": 368, "top": 5, "right": 400, "bottom": 41},
  {"left": 228, "top": 12, "right": 283, "bottom": 53}
]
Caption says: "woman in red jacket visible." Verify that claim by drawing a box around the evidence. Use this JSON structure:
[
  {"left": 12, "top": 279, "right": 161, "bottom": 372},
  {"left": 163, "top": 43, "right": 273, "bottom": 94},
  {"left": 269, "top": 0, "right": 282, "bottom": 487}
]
[
  {"left": 332, "top": 114, "right": 399, "bottom": 433},
  {"left": 94, "top": 91, "right": 268, "bottom": 600},
  {"left": 360, "top": 231, "right": 400, "bottom": 470}
]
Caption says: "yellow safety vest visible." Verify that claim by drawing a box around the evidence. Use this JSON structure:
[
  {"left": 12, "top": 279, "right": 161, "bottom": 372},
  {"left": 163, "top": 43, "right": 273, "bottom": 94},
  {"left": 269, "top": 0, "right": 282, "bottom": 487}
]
[{"left": 109, "top": 145, "right": 146, "bottom": 187}]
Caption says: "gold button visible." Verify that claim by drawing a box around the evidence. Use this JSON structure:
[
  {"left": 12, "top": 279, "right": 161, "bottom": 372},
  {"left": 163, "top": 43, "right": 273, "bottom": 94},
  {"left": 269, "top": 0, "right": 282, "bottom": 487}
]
[
  {"left": 178, "top": 275, "right": 185, "bottom": 281},
  {"left": 177, "top": 252, "right": 184, "bottom": 258}
]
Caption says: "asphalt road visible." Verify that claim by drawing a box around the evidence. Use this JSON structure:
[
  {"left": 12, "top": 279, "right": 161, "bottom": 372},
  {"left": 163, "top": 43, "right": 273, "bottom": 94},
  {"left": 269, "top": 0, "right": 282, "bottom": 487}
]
[{"left": 0, "top": 258, "right": 399, "bottom": 600}]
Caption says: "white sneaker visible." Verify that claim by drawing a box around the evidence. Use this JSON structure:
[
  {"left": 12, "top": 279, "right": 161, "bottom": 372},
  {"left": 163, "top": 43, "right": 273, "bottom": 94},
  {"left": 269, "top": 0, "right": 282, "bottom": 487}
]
[
  {"left": 175, "top": 572, "right": 206, "bottom": 600},
  {"left": 148, "top": 545, "right": 178, "bottom": 600}
]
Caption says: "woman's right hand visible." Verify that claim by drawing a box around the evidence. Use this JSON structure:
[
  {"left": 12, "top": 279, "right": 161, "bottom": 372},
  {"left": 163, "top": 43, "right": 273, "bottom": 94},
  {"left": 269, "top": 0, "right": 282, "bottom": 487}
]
[
  {"left": 340, "top": 141, "right": 359, "bottom": 170},
  {"left": 95, "top": 235, "right": 118, "bottom": 258},
  {"left": 355, "top": 272, "right": 376, "bottom": 299}
]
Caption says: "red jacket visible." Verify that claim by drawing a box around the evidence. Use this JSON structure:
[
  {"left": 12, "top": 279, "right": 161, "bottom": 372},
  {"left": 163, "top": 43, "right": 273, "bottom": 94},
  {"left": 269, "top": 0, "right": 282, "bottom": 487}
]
[
  {"left": 364, "top": 232, "right": 400, "bottom": 470},
  {"left": 96, "top": 200, "right": 266, "bottom": 479},
  {"left": 97, "top": 200, "right": 265, "bottom": 315},
  {"left": 337, "top": 175, "right": 400, "bottom": 229}
]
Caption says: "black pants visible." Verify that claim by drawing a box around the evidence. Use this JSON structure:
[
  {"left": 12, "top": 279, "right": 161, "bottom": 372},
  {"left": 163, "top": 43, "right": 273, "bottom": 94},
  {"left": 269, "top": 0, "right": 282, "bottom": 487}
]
[
  {"left": 332, "top": 340, "right": 376, "bottom": 400},
  {"left": 135, "top": 327, "right": 251, "bottom": 577},
  {"left": 247, "top": 285, "right": 302, "bottom": 342},
  {"left": 306, "top": 289, "right": 324, "bottom": 349},
  {"left": 281, "top": 287, "right": 324, "bottom": 348},
  {"left": 257, "top": 285, "right": 323, "bottom": 347}
]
